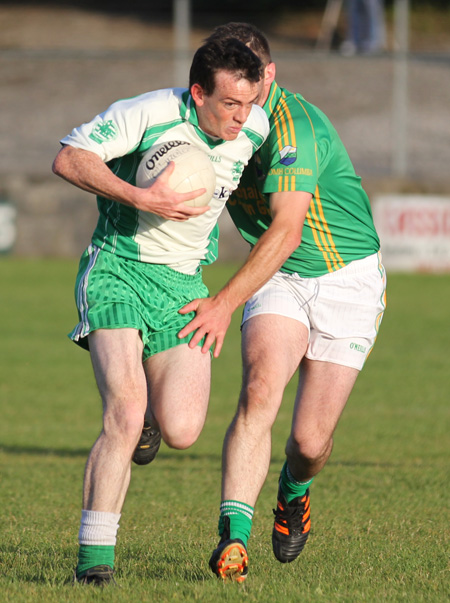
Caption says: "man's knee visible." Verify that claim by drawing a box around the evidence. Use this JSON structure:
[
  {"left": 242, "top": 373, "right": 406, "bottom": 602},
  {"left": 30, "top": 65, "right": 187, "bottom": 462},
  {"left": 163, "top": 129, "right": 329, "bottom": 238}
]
[
  {"left": 161, "top": 421, "right": 203, "bottom": 450},
  {"left": 240, "top": 370, "right": 282, "bottom": 413},
  {"left": 286, "top": 434, "right": 333, "bottom": 466},
  {"left": 103, "top": 403, "right": 145, "bottom": 448},
  {"left": 159, "top": 406, "right": 207, "bottom": 450}
]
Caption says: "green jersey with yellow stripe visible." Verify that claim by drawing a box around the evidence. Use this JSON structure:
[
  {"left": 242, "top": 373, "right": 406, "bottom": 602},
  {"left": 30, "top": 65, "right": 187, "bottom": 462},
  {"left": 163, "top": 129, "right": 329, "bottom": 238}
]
[{"left": 227, "top": 82, "right": 380, "bottom": 277}]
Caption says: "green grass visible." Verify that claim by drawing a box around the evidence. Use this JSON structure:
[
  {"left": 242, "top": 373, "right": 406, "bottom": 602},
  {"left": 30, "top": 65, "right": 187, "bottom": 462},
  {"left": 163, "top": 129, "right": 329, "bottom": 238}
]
[{"left": 0, "top": 259, "right": 449, "bottom": 601}]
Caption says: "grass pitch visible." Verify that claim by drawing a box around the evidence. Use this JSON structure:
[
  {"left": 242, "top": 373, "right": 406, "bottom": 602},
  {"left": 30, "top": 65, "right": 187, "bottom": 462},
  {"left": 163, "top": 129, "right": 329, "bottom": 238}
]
[{"left": 0, "top": 258, "right": 449, "bottom": 602}]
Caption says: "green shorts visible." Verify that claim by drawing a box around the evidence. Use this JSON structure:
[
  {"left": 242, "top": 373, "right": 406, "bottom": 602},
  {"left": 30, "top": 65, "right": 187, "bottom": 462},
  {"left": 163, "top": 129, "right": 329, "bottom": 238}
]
[{"left": 69, "top": 244, "right": 209, "bottom": 360}]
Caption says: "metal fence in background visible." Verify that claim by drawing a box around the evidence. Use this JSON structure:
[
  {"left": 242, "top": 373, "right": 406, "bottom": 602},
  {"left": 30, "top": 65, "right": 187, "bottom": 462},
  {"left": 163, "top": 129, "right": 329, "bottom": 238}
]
[
  {"left": 1, "top": 1, "right": 450, "bottom": 260},
  {"left": 2, "top": 46, "right": 449, "bottom": 185}
]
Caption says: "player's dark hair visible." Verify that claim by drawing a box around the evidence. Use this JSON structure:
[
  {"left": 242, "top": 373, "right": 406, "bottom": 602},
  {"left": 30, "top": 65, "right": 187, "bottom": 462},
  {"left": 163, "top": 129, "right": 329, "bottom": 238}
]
[
  {"left": 189, "top": 37, "right": 263, "bottom": 96},
  {"left": 205, "top": 22, "right": 272, "bottom": 67}
]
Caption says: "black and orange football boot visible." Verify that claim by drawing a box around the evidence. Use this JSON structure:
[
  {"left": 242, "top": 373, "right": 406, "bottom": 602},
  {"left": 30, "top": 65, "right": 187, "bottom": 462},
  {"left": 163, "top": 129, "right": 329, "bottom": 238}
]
[{"left": 272, "top": 487, "right": 311, "bottom": 563}]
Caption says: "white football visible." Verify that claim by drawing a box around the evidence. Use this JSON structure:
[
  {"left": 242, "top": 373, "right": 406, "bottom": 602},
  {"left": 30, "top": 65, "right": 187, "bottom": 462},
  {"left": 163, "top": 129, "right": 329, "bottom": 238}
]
[{"left": 136, "top": 141, "right": 216, "bottom": 207}]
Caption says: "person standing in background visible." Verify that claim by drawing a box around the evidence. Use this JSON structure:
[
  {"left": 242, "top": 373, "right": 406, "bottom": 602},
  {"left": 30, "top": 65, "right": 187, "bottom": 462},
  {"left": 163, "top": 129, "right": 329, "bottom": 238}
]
[{"left": 341, "top": 0, "right": 386, "bottom": 55}]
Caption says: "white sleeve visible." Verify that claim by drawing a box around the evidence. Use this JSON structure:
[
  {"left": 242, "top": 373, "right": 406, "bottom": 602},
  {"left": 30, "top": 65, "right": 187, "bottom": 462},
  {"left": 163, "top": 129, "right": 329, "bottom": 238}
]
[
  {"left": 255, "top": 104, "right": 270, "bottom": 144},
  {"left": 59, "top": 90, "right": 174, "bottom": 162},
  {"left": 243, "top": 104, "right": 270, "bottom": 152}
]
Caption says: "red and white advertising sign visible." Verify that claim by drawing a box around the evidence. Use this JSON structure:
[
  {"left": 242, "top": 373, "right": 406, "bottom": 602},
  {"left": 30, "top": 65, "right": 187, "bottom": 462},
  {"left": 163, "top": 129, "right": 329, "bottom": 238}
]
[{"left": 372, "top": 195, "right": 450, "bottom": 272}]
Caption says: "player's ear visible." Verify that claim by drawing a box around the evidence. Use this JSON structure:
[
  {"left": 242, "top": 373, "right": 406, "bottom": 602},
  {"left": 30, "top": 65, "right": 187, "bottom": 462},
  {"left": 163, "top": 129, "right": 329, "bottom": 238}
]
[
  {"left": 265, "top": 62, "right": 276, "bottom": 86},
  {"left": 191, "top": 83, "right": 205, "bottom": 107}
]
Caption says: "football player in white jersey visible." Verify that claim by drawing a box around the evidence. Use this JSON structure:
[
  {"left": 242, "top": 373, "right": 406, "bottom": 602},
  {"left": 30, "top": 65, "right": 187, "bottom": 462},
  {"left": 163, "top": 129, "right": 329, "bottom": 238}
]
[{"left": 52, "top": 37, "right": 268, "bottom": 585}]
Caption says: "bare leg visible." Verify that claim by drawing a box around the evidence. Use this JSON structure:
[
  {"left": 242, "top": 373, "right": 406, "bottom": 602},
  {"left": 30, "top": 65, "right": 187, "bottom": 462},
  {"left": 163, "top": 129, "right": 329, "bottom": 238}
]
[
  {"left": 286, "top": 358, "right": 360, "bottom": 481},
  {"left": 222, "top": 315, "right": 309, "bottom": 506},
  {"left": 83, "top": 329, "right": 147, "bottom": 513},
  {"left": 144, "top": 344, "right": 211, "bottom": 450},
  {"left": 83, "top": 328, "right": 147, "bottom": 513}
]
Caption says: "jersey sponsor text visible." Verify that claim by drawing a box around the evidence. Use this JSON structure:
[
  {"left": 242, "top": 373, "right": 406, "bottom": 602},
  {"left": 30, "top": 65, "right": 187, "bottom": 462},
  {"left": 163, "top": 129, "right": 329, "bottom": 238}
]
[{"left": 268, "top": 167, "right": 313, "bottom": 176}]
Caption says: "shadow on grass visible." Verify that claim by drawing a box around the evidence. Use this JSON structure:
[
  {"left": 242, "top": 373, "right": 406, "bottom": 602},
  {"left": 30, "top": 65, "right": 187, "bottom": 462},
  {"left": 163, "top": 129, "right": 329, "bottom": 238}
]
[
  {"left": 1, "top": 546, "right": 210, "bottom": 585},
  {"left": 131, "top": 553, "right": 209, "bottom": 583},
  {"left": 0, "top": 444, "right": 91, "bottom": 458},
  {"left": 1, "top": 445, "right": 427, "bottom": 470},
  {"left": 327, "top": 459, "right": 436, "bottom": 469},
  {"left": 0, "top": 444, "right": 222, "bottom": 463},
  {"left": 0, "top": 544, "right": 77, "bottom": 586}
]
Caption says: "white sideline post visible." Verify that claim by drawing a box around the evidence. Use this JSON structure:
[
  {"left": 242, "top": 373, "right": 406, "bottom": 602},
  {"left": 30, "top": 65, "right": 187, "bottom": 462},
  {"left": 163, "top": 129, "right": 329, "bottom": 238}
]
[
  {"left": 173, "top": 0, "right": 191, "bottom": 87},
  {"left": 316, "top": 0, "right": 344, "bottom": 51},
  {"left": 392, "top": 0, "right": 410, "bottom": 177}
]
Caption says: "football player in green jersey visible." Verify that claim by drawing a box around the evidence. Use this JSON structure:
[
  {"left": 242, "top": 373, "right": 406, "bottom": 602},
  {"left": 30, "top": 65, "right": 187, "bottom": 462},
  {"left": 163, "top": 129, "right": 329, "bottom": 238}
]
[
  {"left": 179, "top": 23, "right": 386, "bottom": 582},
  {"left": 52, "top": 37, "right": 268, "bottom": 585}
]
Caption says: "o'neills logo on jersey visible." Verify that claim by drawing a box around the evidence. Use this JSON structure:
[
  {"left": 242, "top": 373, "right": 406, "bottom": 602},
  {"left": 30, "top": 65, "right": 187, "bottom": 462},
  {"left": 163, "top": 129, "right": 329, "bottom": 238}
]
[
  {"left": 279, "top": 145, "right": 297, "bottom": 166},
  {"left": 145, "top": 140, "right": 190, "bottom": 171}
]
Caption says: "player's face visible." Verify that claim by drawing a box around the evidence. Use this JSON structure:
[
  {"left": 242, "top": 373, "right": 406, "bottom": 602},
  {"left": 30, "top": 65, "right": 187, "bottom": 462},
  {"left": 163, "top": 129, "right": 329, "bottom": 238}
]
[{"left": 192, "top": 70, "right": 260, "bottom": 141}]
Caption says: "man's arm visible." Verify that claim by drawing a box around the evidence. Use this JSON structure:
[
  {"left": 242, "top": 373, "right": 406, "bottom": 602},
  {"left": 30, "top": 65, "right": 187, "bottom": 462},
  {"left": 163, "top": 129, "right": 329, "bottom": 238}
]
[
  {"left": 178, "top": 190, "right": 312, "bottom": 356},
  {"left": 52, "top": 145, "right": 210, "bottom": 222}
]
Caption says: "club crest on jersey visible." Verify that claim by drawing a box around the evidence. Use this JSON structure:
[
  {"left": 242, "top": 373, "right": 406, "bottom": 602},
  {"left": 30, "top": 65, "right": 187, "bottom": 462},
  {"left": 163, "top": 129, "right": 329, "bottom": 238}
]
[
  {"left": 89, "top": 120, "right": 119, "bottom": 144},
  {"left": 232, "top": 160, "right": 244, "bottom": 181},
  {"left": 279, "top": 145, "right": 297, "bottom": 166}
]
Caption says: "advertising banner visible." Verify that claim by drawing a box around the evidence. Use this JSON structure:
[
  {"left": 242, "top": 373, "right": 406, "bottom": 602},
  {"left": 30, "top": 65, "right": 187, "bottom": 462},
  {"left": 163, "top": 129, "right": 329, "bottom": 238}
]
[{"left": 373, "top": 195, "right": 450, "bottom": 272}]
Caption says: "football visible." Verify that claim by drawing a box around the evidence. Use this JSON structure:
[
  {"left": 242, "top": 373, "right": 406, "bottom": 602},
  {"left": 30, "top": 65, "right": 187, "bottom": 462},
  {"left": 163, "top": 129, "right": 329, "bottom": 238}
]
[{"left": 135, "top": 140, "right": 216, "bottom": 207}]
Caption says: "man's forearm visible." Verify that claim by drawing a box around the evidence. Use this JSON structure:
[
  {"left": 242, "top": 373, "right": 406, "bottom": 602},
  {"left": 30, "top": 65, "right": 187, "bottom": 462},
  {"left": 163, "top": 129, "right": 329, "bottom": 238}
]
[
  {"left": 52, "top": 145, "right": 209, "bottom": 220},
  {"left": 52, "top": 146, "right": 139, "bottom": 207},
  {"left": 213, "top": 190, "right": 311, "bottom": 312},
  {"left": 213, "top": 221, "right": 301, "bottom": 312}
]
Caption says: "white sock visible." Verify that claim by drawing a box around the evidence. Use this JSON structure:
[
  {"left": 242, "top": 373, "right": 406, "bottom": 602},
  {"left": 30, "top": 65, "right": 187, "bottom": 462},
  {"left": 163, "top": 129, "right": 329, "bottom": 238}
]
[{"left": 78, "top": 510, "right": 121, "bottom": 546}]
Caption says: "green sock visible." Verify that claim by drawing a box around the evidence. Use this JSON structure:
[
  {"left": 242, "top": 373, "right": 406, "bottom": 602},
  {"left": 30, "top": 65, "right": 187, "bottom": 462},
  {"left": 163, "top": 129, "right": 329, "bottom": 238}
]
[
  {"left": 279, "top": 461, "right": 314, "bottom": 503},
  {"left": 219, "top": 500, "right": 254, "bottom": 547},
  {"left": 76, "top": 544, "right": 115, "bottom": 577}
]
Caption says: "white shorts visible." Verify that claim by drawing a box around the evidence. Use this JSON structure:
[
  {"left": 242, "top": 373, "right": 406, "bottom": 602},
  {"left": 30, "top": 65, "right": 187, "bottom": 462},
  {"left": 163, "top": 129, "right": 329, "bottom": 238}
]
[{"left": 242, "top": 252, "right": 387, "bottom": 371}]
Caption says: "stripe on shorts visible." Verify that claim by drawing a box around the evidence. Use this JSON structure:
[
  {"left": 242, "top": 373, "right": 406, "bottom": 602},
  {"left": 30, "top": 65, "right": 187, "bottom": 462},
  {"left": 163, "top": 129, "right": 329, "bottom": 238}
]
[{"left": 75, "top": 244, "right": 100, "bottom": 340}]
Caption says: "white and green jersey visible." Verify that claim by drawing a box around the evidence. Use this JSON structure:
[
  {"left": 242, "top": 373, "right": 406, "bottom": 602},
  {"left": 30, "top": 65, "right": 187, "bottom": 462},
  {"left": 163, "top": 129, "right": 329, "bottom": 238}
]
[{"left": 60, "top": 88, "right": 268, "bottom": 274}]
